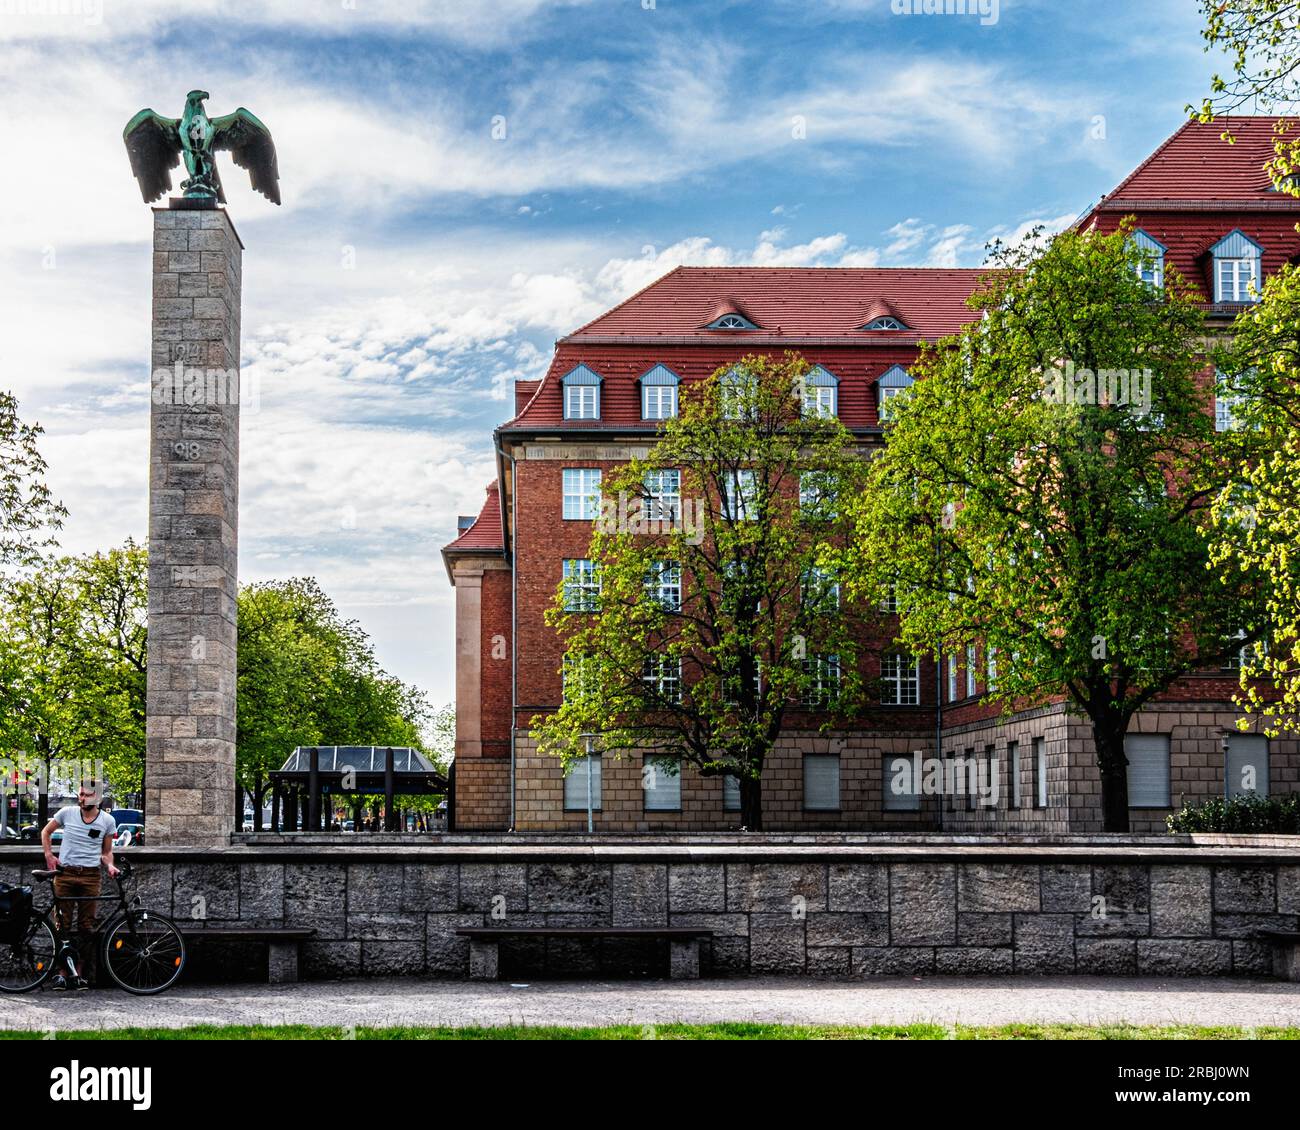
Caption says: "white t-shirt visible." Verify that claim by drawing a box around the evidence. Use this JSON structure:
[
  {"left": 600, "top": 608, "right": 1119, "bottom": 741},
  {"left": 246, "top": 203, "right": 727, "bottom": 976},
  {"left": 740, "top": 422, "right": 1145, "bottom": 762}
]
[{"left": 52, "top": 806, "right": 117, "bottom": 867}]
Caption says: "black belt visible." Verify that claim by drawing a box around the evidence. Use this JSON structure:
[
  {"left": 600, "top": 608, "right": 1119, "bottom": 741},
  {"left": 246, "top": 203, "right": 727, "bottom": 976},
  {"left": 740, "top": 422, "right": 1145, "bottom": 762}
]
[{"left": 59, "top": 865, "right": 101, "bottom": 874}]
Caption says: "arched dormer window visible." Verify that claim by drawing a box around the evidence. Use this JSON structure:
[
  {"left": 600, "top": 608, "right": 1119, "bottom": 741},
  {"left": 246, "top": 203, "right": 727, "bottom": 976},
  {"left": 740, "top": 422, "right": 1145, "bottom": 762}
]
[
  {"left": 1211, "top": 230, "right": 1263, "bottom": 303},
  {"left": 706, "top": 313, "right": 759, "bottom": 331},
  {"left": 641, "top": 364, "right": 680, "bottom": 420},
  {"left": 562, "top": 363, "right": 602, "bottom": 420},
  {"left": 800, "top": 365, "right": 839, "bottom": 418},
  {"left": 1131, "top": 230, "right": 1166, "bottom": 290},
  {"left": 876, "top": 364, "right": 914, "bottom": 422},
  {"left": 862, "top": 316, "right": 909, "bottom": 331}
]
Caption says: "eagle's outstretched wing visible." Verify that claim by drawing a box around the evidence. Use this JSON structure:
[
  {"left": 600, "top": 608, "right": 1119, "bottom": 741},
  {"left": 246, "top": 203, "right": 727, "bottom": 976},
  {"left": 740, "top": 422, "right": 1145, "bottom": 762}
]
[
  {"left": 211, "top": 108, "right": 281, "bottom": 205},
  {"left": 123, "top": 110, "right": 182, "bottom": 203}
]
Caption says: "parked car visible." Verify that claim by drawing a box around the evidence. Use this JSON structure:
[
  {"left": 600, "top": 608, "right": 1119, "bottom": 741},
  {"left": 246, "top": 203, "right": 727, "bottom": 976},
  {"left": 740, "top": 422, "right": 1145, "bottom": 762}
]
[{"left": 113, "top": 823, "right": 145, "bottom": 847}]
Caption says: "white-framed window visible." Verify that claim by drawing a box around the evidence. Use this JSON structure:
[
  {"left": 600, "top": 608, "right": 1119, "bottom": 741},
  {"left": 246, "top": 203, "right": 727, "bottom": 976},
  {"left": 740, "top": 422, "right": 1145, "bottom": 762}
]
[
  {"left": 562, "top": 558, "right": 600, "bottom": 612},
  {"left": 722, "top": 773, "right": 742, "bottom": 811},
  {"left": 863, "top": 316, "right": 908, "bottom": 331},
  {"left": 966, "top": 645, "right": 977, "bottom": 698},
  {"left": 800, "top": 365, "right": 838, "bottom": 418},
  {"left": 947, "top": 655, "right": 958, "bottom": 703},
  {"left": 1211, "top": 230, "right": 1263, "bottom": 303},
  {"left": 562, "top": 468, "right": 602, "bottom": 520},
  {"left": 1223, "top": 629, "right": 1268, "bottom": 671},
  {"left": 803, "top": 566, "right": 840, "bottom": 613},
  {"left": 720, "top": 366, "right": 757, "bottom": 420},
  {"left": 641, "top": 364, "right": 680, "bottom": 420},
  {"left": 881, "top": 653, "right": 920, "bottom": 706},
  {"left": 642, "top": 654, "right": 682, "bottom": 704},
  {"left": 1226, "top": 734, "right": 1269, "bottom": 799},
  {"left": 881, "top": 582, "right": 899, "bottom": 614},
  {"left": 644, "top": 469, "right": 681, "bottom": 522},
  {"left": 643, "top": 755, "right": 681, "bottom": 811},
  {"left": 1131, "top": 229, "right": 1166, "bottom": 290},
  {"left": 802, "top": 654, "right": 840, "bottom": 706},
  {"left": 561, "top": 363, "right": 602, "bottom": 419},
  {"left": 803, "top": 753, "right": 840, "bottom": 811},
  {"left": 1214, "top": 369, "right": 1246, "bottom": 432},
  {"left": 877, "top": 365, "right": 914, "bottom": 421},
  {"left": 707, "top": 313, "right": 757, "bottom": 331},
  {"left": 799, "top": 472, "right": 836, "bottom": 518},
  {"left": 986, "top": 646, "right": 998, "bottom": 692},
  {"left": 1125, "top": 733, "right": 1170, "bottom": 808},
  {"left": 562, "top": 653, "right": 597, "bottom": 703},
  {"left": 1009, "top": 741, "right": 1022, "bottom": 809},
  {"left": 722, "top": 469, "right": 757, "bottom": 520},
  {"left": 1034, "top": 736, "right": 1047, "bottom": 808},
  {"left": 563, "top": 754, "right": 602, "bottom": 811},
  {"left": 645, "top": 559, "right": 681, "bottom": 611},
  {"left": 883, "top": 754, "right": 921, "bottom": 812},
  {"left": 724, "top": 655, "right": 763, "bottom": 706}
]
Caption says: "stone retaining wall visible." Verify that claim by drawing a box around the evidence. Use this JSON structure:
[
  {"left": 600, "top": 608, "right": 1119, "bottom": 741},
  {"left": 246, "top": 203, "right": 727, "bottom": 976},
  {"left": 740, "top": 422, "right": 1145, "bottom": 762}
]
[{"left": 4, "top": 844, "right": 1297, "bottom": 980}]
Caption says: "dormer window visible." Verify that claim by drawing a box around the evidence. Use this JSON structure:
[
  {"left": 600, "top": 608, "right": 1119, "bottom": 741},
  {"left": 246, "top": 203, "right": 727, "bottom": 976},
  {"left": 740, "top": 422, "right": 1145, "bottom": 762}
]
[
  {"left": 1211, "top": 230, "right": 1263, "bottom": 303},
  {"left": 876, "top": 364, "right": 914, "bottom": 422},
  {"left": 800, "top": 365, "right": 838, "bottom": 418},
  {"left": 862, "top": 316, "right": 909, "bottom": 331},
  {"left": 562, "top": 363, "right": 602, "bottom": 420},
  {"left": 641, "top": 364, "right": 679, "bottom": 420},
  {"left": 1131, "top": 230, "right": 1166, "bottom": 290},
  {"left": 706, "top": 313, "right": 759, "bottom": 331}
]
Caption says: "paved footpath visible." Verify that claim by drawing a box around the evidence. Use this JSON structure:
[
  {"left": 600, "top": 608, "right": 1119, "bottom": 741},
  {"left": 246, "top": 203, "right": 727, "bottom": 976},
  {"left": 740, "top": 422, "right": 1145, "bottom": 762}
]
[{"left": 2, "top": 977, "right": 1299, "bottom": 1032}]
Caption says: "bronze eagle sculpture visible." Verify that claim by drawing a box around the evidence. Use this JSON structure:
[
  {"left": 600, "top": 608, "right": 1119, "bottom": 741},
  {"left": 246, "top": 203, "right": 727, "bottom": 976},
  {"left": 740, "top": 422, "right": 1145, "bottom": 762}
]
[{"left": 124, "top": 90, "right": 280, "bottom": 205}]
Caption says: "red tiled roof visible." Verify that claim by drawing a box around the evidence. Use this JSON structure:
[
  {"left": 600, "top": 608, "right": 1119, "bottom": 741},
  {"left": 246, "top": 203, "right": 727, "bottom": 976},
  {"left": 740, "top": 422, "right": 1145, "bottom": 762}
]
[
  {"left": 1098, "top": 116, "right": 1291, "bottom": 205},
  {"left": 565, "top": 266, "right": 989, "bottom": 341},
  {"left": 443, "top": 481, "right": 503, "bottom": 554}
]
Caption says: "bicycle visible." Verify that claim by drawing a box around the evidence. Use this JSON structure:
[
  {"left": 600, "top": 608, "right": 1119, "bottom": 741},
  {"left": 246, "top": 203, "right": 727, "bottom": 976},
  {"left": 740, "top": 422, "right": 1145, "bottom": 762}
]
[{"left": 0, "top": 857, "right": 186, "bottom": 996}]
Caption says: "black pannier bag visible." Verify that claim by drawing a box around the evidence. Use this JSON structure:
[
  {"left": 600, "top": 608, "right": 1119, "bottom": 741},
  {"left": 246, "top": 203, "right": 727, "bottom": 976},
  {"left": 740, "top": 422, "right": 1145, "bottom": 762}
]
[{"left": 0, "top": 882, "right": 34, "bottom": 944}]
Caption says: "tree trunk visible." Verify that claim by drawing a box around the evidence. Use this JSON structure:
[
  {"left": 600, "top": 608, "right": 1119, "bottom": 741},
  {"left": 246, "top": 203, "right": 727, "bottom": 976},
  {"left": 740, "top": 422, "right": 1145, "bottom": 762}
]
[
  {"left": 1093, "top": 718, "right": 1132, "bottom": 833},
  {"left": 739, "top": 774, "right": 763, "bottom": 831}
]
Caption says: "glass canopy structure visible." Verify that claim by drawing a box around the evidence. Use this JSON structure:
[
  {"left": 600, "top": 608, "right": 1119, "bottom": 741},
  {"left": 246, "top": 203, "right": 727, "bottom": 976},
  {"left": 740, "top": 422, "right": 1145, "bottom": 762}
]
[{"left": 268, "top": 746, "right": 449, "bottom": 833}]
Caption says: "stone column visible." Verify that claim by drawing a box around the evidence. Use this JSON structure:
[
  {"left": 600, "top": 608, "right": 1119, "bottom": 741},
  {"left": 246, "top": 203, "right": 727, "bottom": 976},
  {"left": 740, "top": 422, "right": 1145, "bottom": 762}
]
[{"left": 144, "top": 202, "right": 243, "bottom": 846}]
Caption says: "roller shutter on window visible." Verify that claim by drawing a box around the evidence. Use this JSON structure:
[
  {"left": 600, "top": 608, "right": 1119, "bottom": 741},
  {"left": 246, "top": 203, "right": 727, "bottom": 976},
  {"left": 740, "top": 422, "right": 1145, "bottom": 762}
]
[
  {"left": 804, "top": 754, "right": 840, "bottom": 811},
  {"left": 563, "top": 755, "right": 601, "bottom": 811},
  {"left": 1125, "top": 734, "right": 1170, "bottom": 808},
  {"left": 1226, "top": 734, "right": 1268, "bottom": 798}
]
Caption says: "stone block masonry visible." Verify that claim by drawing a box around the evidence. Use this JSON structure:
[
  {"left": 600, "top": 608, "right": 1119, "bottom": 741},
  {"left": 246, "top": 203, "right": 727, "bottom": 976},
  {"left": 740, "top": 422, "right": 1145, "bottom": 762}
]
[
  {"left": 5, "top": 843, "right": 1293, "bottom": 980},
  {"left": 144, "top": 206, "right": 243, "bottom": 846}
]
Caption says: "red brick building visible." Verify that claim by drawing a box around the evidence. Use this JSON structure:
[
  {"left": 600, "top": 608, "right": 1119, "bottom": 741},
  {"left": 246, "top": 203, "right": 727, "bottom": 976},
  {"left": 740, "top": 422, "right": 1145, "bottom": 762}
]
[{"left": 443, "top": 118, "right": 1300, "bottom": 833}]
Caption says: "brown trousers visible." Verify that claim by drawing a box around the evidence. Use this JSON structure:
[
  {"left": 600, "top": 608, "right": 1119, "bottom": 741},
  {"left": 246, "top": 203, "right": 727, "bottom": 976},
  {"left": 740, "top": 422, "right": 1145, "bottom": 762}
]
[{"left": 52, "top": 867, "right": 102, "bottom": 976}]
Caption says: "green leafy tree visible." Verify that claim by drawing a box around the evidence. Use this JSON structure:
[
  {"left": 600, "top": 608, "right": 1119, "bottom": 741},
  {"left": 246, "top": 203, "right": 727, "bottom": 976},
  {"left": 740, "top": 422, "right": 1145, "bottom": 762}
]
[
  {"left": 0, "top": 391, "right": 66, "bottom": 567},
  {"left": 1192, "top": 0, "right": 1300, "bottom": 192},
  {"left": 533, "top": 352, "right": 870, "bottom": 830},
  {"left": 1210, "top": 263, "right": 1300, "bottom": 732},
  {"left": 236, "top": 577, "right": 431, "bottom": 826},
  {"left": 0, "top": 542, "right": 147, "bottom": 802},
  {"left": 837, "top": 225, "right": 1264, "bottom": 832}
]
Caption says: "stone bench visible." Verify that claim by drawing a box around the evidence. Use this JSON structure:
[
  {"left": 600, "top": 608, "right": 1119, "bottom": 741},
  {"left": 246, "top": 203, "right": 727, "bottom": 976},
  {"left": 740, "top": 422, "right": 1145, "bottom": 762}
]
[
  {"left": 455, "top": 927, "right": 713, "bottom": 981},
  {"left": 1255, "top": 930, "right": 1300, "bottom": 982},
  {"left": 178, "top": 927, "right": 317, "bottom": 984}
]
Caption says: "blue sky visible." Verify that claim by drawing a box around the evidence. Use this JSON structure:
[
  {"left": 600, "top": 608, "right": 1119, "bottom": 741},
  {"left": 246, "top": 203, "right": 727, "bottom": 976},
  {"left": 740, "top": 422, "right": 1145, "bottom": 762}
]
[{"left": 0, "top": 0, "right": 1228, "bottom": 708}]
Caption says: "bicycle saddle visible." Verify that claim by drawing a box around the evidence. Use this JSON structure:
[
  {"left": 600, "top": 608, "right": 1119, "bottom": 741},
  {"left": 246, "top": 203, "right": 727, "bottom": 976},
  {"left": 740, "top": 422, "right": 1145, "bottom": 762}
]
[{"left": 30, "top": 869, "right": 58, "bottom": 881}]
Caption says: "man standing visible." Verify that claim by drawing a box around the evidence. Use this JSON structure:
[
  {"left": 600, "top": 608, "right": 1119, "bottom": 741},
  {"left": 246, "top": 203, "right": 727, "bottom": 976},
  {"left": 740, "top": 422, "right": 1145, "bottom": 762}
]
[{"left": 40, "top": 782, "right": 119, "bottom": 991}]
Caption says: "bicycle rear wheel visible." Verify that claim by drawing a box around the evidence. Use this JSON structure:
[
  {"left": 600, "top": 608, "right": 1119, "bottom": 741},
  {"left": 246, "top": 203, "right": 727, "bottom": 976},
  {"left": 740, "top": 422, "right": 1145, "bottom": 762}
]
[
  {"left": 0, "top": 920, "right": 57, "bottom": 993},
  {"left": 102, "top": 910, "right": 186, "bottom": 995}
]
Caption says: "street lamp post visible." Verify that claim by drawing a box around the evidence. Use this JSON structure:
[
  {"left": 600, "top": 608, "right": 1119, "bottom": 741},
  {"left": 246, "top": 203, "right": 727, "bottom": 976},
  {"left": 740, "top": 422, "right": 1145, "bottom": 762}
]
[{"left": 580, "top": 732, "right": 596, "bottom": 835}]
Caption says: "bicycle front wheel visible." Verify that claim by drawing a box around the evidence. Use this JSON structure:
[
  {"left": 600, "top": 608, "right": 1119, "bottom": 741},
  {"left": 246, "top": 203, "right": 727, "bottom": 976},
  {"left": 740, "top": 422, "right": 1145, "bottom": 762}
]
[
  {"left": 102, "top": 910, "right": 186, "bottom": 996},
  {"left": 0, "top": 919, "right": 57, "bottom": 993}
]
